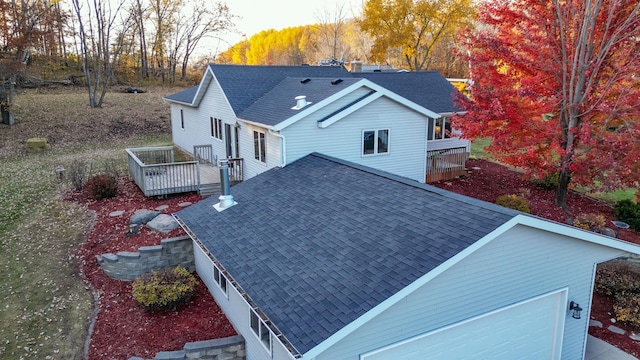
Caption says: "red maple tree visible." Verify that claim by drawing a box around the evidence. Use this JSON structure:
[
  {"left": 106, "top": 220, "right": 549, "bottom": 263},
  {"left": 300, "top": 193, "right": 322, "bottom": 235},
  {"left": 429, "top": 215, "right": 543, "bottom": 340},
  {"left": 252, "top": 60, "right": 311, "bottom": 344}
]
[{"left": 455, "top": 0, "right": 640, "bottom": 209}]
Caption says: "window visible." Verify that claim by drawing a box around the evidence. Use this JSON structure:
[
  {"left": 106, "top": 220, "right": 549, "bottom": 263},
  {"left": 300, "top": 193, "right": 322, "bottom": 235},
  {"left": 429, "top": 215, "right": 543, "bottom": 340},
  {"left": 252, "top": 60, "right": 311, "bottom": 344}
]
[
  {"left": 213, "top": 264, "right": 228, "bottom": 296},
  {"left": 362, "top": 129, "right": 389, "bottom": 156},
  {"left": 250, "top": 310, "right": 272, "bottom": 353},
  {"left": 180, "top": 109, "right": 184, "bottom": 129},
  {"left": 434, "top": 118, "right": 452, "bottom": 140},
  {"left": 253, "top": 130, "right": 266, "bottom": 163},
  {"left": 210, "top": 117, "right": 223, "bottom": 140}
]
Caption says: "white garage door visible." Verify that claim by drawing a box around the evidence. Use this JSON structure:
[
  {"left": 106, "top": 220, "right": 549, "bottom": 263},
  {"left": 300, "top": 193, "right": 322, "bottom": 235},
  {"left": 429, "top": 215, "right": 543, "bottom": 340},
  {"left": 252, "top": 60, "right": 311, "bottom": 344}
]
[{"left": 361, "top": 290, "right": 567, "bottom": 360}]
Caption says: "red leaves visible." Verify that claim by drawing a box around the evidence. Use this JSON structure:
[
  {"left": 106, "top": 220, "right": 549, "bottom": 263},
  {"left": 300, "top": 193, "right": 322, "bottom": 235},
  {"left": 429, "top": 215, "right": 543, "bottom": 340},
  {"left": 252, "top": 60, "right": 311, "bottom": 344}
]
[{"left": 69, "top": 179, "right": 235, "bottom": 359}]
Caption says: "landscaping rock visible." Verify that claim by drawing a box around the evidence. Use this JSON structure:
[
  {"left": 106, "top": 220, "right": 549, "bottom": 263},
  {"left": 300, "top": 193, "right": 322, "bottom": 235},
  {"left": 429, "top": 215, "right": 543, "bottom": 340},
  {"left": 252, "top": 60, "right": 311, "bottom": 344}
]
[
  {"left": 600, "top": 227, "right": 616, "bottom": 237},
  {"left": 26, "top": 138, "right": 51, "bottom": 153},
  {"left": 155, "top": 205, "right": 169, "bottom": 211},
  {"left": 130, "top": 209, "right": 160, "bottom": 225},
  {"left": 178, "top": 201, "right": 192, "bottom": 207},
  {"left": 146, "top": 214, "right": 178, "bottom": 233},
  {"left": 589, "top": 319, "right": 603, "bottom": 328},
  {"left": 110, "top": 210, "right": 125, "bottom": 217},
  {"left": 630, "top": 332, "right": 640, "bottom": 341},
  {"left": 608, "top": 325, "right": 626, "bottom": 335}
]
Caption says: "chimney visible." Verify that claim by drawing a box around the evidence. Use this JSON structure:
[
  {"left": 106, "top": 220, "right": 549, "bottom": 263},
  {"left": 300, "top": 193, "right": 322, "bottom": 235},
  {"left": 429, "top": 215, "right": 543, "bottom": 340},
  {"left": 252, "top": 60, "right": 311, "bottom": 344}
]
[
  {"left": 350, "top": 59, "right": 362, "bottom": 73},
  {"left": 213, "top": 159, "right": 237, "bottom": 212},
  {"left": 292, "top": 95, "right": 311, "bottom": 110}
]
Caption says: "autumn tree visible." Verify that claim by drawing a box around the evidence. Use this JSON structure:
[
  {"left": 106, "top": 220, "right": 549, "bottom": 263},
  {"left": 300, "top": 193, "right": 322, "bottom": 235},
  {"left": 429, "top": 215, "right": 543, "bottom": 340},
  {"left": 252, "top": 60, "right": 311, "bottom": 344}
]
[
  {"left": 456, "top": 0, "right": 640, "bottom": 209},
  {"left": 359, "top": 0, "right": 476, "bottom": 71},
  {"left": 72, "top": 0, "right": 126, "bottom": 108},
  {"left": 315, "top": 3, "right": 348, "bottom": 61}
]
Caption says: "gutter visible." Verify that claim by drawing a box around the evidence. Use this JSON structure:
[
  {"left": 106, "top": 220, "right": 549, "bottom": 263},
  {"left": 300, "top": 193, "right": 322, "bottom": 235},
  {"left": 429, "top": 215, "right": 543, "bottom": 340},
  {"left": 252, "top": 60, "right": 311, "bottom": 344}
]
[{"left": 268, "top": 128, "right": 286, "bottom": 167}]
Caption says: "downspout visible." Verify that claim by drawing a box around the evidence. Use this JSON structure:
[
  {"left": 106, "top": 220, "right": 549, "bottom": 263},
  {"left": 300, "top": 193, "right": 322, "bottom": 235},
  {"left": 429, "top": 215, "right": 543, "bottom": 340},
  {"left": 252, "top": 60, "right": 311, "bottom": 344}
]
[{"left": 268, "top": 128, "right": 286, "bottom": 167}]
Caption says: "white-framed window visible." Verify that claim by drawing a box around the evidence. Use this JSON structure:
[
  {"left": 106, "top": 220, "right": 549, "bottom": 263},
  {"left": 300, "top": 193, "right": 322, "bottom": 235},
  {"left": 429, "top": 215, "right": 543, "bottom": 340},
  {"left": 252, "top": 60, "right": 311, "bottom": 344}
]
[
  {"left": 180, "top": 109, "right": 185, "bottom": 129},
  {"left": 250, "top": 309, "right": 272, "bottom": 353},
  {"left": 213, "top": 263, "right": 228, "bottom": 297},
  {"left": 253, "top": 130, "right": 266, "bottom": 163},
  {"left": 432, "top": 117, "right": 452, "bottom": 140},
  {"left": 210, "top": 117, "right": 223, "bottom": 140},
  {"left": 362, "top": 129, "right": 390, "bottom": 156}
]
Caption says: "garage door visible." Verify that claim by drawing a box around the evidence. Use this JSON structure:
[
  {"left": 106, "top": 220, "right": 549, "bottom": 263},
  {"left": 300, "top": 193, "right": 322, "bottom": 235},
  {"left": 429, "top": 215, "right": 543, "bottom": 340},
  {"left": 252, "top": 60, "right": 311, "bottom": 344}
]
[{"left": 361, "top": 289, "right": 567, "bottom": 360}]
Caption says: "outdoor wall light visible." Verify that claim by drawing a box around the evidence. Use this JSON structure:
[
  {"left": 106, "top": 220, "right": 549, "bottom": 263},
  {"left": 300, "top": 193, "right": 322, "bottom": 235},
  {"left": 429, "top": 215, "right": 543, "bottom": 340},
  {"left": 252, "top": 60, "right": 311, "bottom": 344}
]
[{"left": 569, "top": 301, "right": 583, "bottom": 319}]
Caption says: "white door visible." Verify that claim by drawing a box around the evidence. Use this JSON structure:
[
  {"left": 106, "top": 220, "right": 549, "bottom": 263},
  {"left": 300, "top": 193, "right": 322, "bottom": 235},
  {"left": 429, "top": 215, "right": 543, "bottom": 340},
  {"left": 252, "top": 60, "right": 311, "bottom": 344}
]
[{"left": 361, "top": 290, "right": 567, "bottom": 360}]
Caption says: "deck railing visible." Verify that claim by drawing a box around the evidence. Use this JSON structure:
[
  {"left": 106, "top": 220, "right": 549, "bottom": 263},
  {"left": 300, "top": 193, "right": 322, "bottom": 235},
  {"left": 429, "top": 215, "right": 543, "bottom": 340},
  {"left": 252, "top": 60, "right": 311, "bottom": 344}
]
[
  {"left": 426, "top": 147, "right": 469, "bottom": 182},
  {"left": 126, "top": 146, "right": 200, "bottom": 197},
  {"left": 228, "top": 158, "right": 244, "bottom": 184}
]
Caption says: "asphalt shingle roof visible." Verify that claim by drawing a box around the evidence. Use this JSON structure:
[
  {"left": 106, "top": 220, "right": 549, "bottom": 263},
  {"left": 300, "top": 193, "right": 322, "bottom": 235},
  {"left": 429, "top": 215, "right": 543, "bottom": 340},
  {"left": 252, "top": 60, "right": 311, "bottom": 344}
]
[
  {"left": 175, "top": 154, "right": 517, "bottom": 355},
  {"left": 163, "top": 65, "right": 463, "bottom": 120}
]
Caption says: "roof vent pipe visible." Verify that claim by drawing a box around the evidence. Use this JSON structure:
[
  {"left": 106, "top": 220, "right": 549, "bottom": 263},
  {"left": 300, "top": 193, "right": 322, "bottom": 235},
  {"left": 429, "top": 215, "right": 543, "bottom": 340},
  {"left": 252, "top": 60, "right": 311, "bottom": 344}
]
[
  {"left": 213, "top": 159, "right": 237, "bottom": 212},
  {"left": 295, "top": 95, "right": 307, "bottom": 109}
]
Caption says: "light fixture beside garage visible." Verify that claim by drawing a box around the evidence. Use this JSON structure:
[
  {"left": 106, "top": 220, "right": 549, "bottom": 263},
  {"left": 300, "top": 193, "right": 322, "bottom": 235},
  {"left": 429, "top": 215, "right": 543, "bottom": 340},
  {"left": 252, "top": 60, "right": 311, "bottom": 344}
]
[{"left": 569, "top": 301, "right": 583, "bottom": 319}]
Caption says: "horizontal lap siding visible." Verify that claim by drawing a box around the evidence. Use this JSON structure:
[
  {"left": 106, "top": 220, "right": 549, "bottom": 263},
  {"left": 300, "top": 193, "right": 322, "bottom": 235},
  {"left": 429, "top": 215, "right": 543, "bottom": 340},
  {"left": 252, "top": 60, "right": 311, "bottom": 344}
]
[
  {"left": 170, "top": 82, "right": 237, "bottom": 162},
  {"left": 313, "top": 225, "right": 624, "bottom": 360},
  {"left": 283, "top": 96, "right": 428, "bottom": 183},
  {"left": 238, "top": 124, "right": 281, "bottom": 180},
  {"left": 194, "top": 242, "right": 295, "bottom": 360}
]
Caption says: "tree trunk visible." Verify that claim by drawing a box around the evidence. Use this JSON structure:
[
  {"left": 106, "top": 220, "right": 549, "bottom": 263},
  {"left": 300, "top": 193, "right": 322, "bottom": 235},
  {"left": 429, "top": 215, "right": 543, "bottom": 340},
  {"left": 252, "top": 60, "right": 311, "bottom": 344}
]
[
  {"left": 1, "top": 78, "right": 17, "bottom": 125},
  {"left": 555, "top": 164, "right": 570, "bottom": 210}
]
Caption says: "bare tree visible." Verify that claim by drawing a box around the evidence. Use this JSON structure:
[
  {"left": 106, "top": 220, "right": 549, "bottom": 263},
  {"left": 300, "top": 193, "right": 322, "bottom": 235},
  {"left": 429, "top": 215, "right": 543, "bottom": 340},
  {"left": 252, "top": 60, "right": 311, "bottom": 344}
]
[
  {"left": 72, "top": 0, "right": 126, "bottom": 108},
  {"left": 130, "top": 0, "right": 149, "bottom": 78},
  {"left": 149, "top": 0, "right": 181, "bottom": 83},
  {"left": 315, "top": 3, "right": 348, "bottom": 61}
]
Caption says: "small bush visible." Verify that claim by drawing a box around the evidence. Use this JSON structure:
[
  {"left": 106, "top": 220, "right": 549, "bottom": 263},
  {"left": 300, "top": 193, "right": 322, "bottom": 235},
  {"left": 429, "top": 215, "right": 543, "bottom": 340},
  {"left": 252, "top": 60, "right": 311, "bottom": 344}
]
[
  {"left": 84, "top": 174, "right": 117, "bottom": 200},
  {"left": 614, "top": 295, "right": 640, "bottom": 329},
  {"left": 530, "top": 172, "right": 559, "bottom": 190},
  {"left": 132, "top": 266, "right": 197, "bottom": 311},
  {"left": 68, "top": 159, "right": 88, "bottom": 191},
  {"left": 572, "top": 213, "right": 606, "bottom": 233},
  {"left": 614, "top": 199, "right": 640, "bottom": 232},
  {"left": 495, "top": 194, "right": 530, "bottom": 213}
]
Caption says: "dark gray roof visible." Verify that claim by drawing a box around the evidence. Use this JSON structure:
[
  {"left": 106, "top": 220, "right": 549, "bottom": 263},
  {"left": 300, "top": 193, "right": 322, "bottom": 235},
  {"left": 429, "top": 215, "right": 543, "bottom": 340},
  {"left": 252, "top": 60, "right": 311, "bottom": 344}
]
[
  {"left": 237, "top": 77, "right": 362, "bottom": 126},
  {"left": 163, "top": 65, "right": 463, "bottom": 120},
  {"left": 164, "top": 85, "right": 198, "bottom": 104},
  {"left": 354, "top": 71, "right": 463, "bottom": 113},
  {"left": 175, "top": 154, "right": 517, "bottom": 355}
]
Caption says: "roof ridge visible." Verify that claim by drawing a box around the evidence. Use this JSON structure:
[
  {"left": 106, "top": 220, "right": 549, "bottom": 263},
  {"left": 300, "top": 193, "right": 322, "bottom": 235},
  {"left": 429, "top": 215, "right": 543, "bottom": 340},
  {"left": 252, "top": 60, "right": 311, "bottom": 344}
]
[{"left": 308, "top": 152, "right": 520, "bottom": 217}]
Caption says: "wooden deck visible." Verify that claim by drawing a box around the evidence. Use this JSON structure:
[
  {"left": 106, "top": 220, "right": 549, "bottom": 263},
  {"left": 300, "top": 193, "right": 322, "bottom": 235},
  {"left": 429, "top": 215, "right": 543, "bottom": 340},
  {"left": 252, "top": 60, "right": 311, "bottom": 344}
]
[
  {"left": 426, "top": 147, "right": 470, "bottom": 182},
  {"left": 126, "top": 146, "right": 234, "bottom": 197}
]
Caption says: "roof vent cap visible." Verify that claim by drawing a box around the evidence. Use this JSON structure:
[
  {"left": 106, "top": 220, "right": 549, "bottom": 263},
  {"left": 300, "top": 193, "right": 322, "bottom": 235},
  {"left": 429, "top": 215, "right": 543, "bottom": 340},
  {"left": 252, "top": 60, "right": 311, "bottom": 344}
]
[
  {"left": 292, "top": 95, "right": 311, "bottom": 110},
  {"left": 331, "top": 79, "right": 343, "bottom": 85}
]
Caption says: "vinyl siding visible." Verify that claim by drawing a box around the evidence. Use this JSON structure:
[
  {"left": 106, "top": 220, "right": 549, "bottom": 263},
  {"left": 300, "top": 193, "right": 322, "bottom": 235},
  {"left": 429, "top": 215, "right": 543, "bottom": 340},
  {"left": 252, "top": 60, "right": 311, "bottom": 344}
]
[
  {"left": 193, "top": 241, "right": 295, "bottom": 360},
  {"left": 169, "top": 80, "right": 238, "bottom": 161},
  {"left": 237, "top": 124, "right": 282, "bottom": 180},
  {"left": 282, "top": 96, "right": 428, "bottom": 183},
  {"left": 310, "top": 225, "right": 624, "bottom": 360}
]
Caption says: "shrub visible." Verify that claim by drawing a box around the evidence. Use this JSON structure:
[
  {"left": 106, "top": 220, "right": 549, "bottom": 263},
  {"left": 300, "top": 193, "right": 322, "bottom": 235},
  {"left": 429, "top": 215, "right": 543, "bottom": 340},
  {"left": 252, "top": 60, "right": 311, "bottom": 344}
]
[
  {"left": 595, "top": 261, "right": 640, "bottom": 330},
  {"left": 614, "top": 199, "right": 640, "bottom": 232},
  {"left": 530, "top": 172, "right": 559, "bottom": 190},
  {"left": 572, "top": 213, "right": 606, "bottom": 233},
  {"left": 68, "top": 159, "right": 88, "bottom": 191},
  {"left": 84, "top": 174, "right": 117, "bottom": 200},
  {"left": 495, "top": 194, "right": 530, "bottom": 213},
  {"left": 132, "top": 266, "right": 197, "bottom": 311}
]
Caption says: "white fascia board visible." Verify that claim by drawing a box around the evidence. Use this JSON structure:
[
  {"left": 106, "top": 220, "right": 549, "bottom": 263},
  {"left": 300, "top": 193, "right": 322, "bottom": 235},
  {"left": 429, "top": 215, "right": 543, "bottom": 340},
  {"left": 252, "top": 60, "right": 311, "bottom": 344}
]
[
  {"left": 357, "top": 78, "right": 441, "bottom": 118},
  {"left": 235, "top": 117, "right": 271, "bottom": 129},
  {"left": 271, "top": 80, "right": 372, "bottom": 131},
  {"left": 514, "top": 214, "right": 640, "bottom": 254},
  {"left": 302, "top": 214, "right": 640, "bottom": 359},
  {"left": 190, "top": 66, "right": 215, "bottom": 107}
]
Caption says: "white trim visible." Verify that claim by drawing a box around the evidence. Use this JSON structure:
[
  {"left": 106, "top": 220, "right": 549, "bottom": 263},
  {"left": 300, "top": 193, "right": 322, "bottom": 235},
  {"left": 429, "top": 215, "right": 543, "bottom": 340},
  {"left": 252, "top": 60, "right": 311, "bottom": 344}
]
[
  {"left": 250, "top": 307, "right": 273, "bottom": 355},
  {"left": 253, "top": 129, "right": 267, "bottom": 164},
  {"left": 212, "top": 262, "right": 229, "bottom": 299},
  {"left": 361, "top": 128, "right": 390, "bottom": 157},
  {"left": 318, "top": 92, "right": 383, "bottom": 129},
  {"left": 301, "top": 215, "right": 640, "bottom": 359},
  {"left": 273, "top": 79, "right": 441, "bottom": 131},
  {"left": 359, "top": 288, "right": 568, "bottom": 360}
]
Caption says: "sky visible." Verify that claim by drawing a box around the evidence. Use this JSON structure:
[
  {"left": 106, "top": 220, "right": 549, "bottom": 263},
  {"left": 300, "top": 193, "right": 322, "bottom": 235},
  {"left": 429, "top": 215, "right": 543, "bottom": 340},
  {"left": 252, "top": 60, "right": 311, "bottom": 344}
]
[{"left": 204, "top": 0, "right": 361, "bottom": 56}]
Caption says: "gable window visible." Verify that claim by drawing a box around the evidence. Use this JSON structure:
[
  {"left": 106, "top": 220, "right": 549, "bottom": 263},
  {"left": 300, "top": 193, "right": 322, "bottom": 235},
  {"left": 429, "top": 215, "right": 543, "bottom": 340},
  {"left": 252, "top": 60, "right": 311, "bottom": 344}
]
[
  {"left": 250, "top": 309, "right": 272, "bottom": 353},
  {"left": 210, "top": 117, "right": 223, "bottom": 140},
  {"left": 180, "top": 109, "right": 185, "bottom": 129},
  {"left": 362, "top": 129, "right": 389, "bottom": 156},
  {"left": 253, "top": 130, "right": 266, "bottom": 163},
  {"left": 213, "top": 264, "right": 228, "bottom": 297}
]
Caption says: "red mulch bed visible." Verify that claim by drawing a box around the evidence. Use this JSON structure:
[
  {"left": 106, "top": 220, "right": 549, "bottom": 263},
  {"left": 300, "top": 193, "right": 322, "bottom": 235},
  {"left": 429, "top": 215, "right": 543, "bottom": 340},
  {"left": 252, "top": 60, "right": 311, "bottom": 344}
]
[
  {"left": 67, "top": 179, "right": 236, "bottom": 360},
  {"left": 68, "top": 160, "right": 640, "bottom": 358},
  {"left": 432, "top": 159, "right": 640, "bottom": 356}
]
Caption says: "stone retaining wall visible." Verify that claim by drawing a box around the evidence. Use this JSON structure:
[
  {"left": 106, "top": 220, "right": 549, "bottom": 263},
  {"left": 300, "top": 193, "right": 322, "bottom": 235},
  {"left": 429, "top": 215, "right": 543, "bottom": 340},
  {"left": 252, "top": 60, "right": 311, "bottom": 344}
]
[
  {"left": 128, "top": 335, "right": 245, "bottom": 360},
  {"left": 96, "top": 236, "right": 194, "bottom": 281}
]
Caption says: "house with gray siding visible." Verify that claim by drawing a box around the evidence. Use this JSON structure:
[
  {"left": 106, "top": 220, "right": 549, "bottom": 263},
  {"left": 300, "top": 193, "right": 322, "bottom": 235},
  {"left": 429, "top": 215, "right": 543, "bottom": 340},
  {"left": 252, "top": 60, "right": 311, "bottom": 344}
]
[
  {"left": 164, "top": 65, "right": 469, "bottom": 183},
  {"left": 175, "top": 153, "right": 640, "bottom": 360}
]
